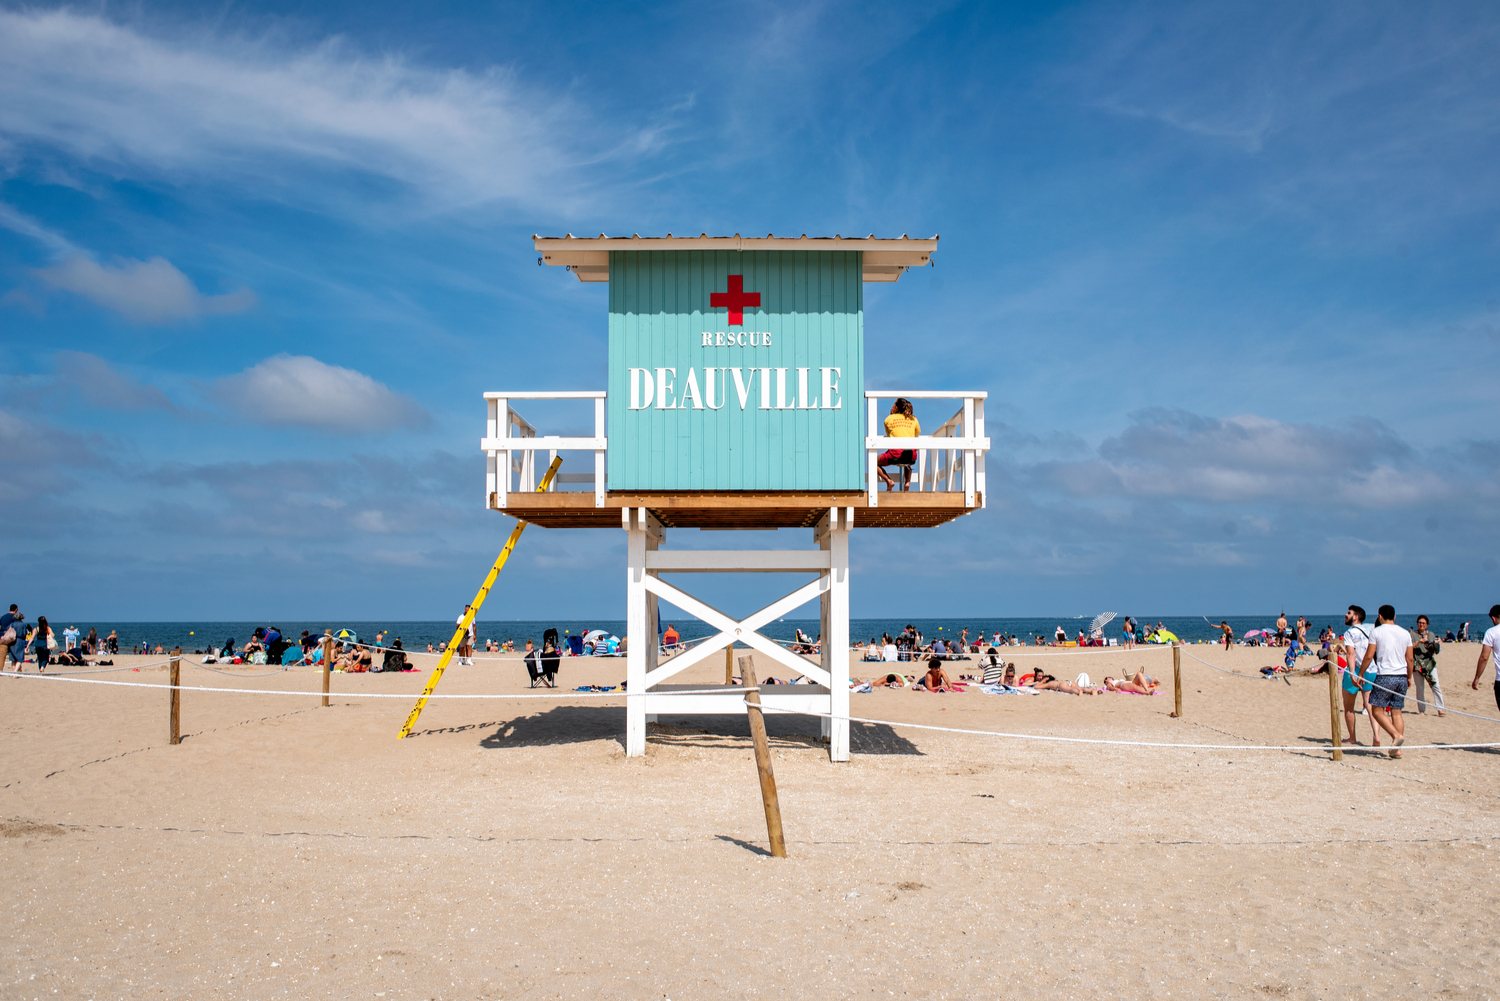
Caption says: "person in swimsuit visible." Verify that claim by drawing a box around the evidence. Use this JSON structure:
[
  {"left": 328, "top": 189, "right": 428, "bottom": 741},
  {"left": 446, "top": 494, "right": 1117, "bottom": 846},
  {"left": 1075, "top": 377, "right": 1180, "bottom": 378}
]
[
  {"left": 1028, "top": 671, "right": 1093, "bottom": 695},
  {"left": 1101, "top": 671, "right": 1158, "bottom": 694},
  {"left": 1217, "top": 621, "right": 1234, "bottom": 650},
  {"left": 916, "top": 657, "right": 956, "bottom": 692}
]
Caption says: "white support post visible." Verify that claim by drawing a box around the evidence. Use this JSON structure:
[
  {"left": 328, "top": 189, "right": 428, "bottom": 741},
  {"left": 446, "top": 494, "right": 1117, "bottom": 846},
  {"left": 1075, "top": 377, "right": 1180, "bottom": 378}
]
[
  {"left": 624, "top": 507, "right": 662, "bottom": 756},
  {"left": 866, "top": 395, "right": 879, "bottom": 507},
  {"left": 963, "top": 396, "right": 976, "bottom": 508},
  {"left": 644, "top": 517, "right": 659, "bottom": 727},
  {"left": 594, "top": 396, "right": 606, "bottom": 508},
  {"left": 485, "top": 398, "right": 499, "bottom": 508},
  {"left": 825, "top": 507, "right": 851, "bottom": 761},
  {"left": 495, "top": 397, "right": 508, "bottom": 510},
  {"left": 974, "top": 396, "right": 986, "bottom": 508},
  {"left": 819, "top": 515, "right": 831, "bottom": 741},
  {"left": 625, "top": 509, "right": 647, "bottom": 756}
]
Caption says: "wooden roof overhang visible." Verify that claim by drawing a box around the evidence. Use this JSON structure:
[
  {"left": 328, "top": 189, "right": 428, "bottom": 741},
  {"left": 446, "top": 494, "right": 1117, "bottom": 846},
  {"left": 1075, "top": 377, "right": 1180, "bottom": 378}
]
[
  {"left": 533, "top": 233, "right": 938, "bottom": 283},
  {"left": 493, "top": 491, "right": 980, "bottom": 530}
]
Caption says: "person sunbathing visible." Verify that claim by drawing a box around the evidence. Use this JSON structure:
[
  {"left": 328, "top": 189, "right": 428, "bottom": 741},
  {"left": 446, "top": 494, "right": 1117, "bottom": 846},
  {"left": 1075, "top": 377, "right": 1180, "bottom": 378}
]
[
  {"left": 871, "top": 672, "right": 910, "bottom": 687},
  {"left": 1100, "top": 671, "right": 1159, "bottom": 694},
  {"left": 1028, "top": 671, "right": 1094, "bottom": 695}
]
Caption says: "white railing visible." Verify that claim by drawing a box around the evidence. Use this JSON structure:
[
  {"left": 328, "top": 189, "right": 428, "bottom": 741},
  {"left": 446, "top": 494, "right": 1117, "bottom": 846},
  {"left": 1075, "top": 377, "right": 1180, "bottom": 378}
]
[
  {"left": 864, "top": 391, "right": 989, "bottom": 509},
  {"left": 482, "top": 392, "right": 607, "bottom": 509},
  {"left": 482, "top": 389, "right": 988, "bottom": 511}
]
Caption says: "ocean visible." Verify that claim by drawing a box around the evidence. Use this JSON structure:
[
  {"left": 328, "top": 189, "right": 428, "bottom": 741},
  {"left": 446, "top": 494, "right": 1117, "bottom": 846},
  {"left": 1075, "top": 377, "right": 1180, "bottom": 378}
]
[{"left": 38, "top": 613, "right": 1489, "bottom": 654}]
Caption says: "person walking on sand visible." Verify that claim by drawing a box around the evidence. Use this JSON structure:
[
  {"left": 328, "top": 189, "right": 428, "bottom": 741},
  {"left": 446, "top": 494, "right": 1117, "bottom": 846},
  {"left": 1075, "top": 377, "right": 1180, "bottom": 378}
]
[
  {"left": 1470, "top": 605, "right": 1500, "bottom": 712},
  {"left": 1359, "top": 605, "right": 1413, "bottom": 758},
  {"left": 1339, "top": 605, "right": 1376, "bottom": 746},
  {"left": 456, "top": 605, "right": 475, "bottom": 665},
  {"left": 1412, "top": 615, "right": 1445, "bottom": 716},
  {"left": 30, "top": 615, "right": 55, "bottom": 673},
  {"left": 0, "top": 605, "right": 21, "bottom": 671}
]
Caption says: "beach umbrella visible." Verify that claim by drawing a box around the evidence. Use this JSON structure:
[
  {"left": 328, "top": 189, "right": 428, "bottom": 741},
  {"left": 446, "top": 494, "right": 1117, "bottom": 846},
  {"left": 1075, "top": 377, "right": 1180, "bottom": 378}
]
[
  {"left": 335, "top": 628, "right": 358, "bottom": 645},
  {"left": 1088, "top": 612, "right": 1117, "bottom": 634},
  {"left": 1243, "top": 629, "right": 1262, "bottom": 638},
  {"left": 583, "top": 629, "right": 608, "bottom": 643},
  {"left": 1155, "top": 629, "right": 1180, "bottom": 643}
]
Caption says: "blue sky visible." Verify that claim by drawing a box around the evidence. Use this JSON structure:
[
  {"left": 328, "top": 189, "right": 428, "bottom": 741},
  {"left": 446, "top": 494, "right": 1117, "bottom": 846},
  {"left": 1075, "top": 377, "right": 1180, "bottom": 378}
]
[{"left": 2, "top": 1, "right": 1498, "bottom": 622}]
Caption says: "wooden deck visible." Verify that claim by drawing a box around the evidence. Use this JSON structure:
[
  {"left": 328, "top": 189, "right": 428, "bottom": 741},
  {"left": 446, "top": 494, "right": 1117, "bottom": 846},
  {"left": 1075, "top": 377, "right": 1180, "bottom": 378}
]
[{"left": 492, "top": 491, "right": 981, "bottom": 529}]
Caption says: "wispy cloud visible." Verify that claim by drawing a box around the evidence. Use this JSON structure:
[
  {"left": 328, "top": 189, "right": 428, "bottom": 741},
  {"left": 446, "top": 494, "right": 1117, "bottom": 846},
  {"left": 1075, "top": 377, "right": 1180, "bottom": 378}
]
[
  {"left": 1065, "top": 1, "right": 1500, "bottom": 238},
  {"left": 0, "top": 201, "right": 79, "bottom": 257},
  {"left": 34, "top": 255, "right": 255, "bottom": 323},
  {"left": 53, "top": 351, "right": 177, "bottom": 412},
  {"left": 1040, "top": 408, "right": 1440, "bottom": 508},
  {"left": 0, "top": 8, "right": 647, "bottom": 214},
  {"left": 215, "top": 355, "right": 430, "bottom": 434}
]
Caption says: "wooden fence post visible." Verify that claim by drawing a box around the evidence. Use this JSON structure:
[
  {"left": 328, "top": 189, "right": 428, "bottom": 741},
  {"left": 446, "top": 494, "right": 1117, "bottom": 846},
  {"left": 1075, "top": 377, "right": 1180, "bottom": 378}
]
[
  {"left": 738, "top": 656, "right": 787, "bottom": 859},
  {"left": 1171, "top": 643, "right": 1182, "bottom": 719},
  {"left": 169, "top": 648, "right": 182, "bottom": 745},
  {"left": 1328, "top": 661, "right": 1343, "bottom": 762},
  {"left": 725, "top": 644, "right": 734, "bottom": 685},
  {"left": 322, "top": 632, "right": 333, "bottom": 708}
]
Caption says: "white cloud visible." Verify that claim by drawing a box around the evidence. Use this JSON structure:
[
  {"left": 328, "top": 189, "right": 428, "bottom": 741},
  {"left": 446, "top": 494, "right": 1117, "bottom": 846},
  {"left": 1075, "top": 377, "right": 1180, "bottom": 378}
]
[
  {"left": 35, "top": 255, "right": 255, "bottom": 323},
  {"left": 216, "top": 355, "right": 430, "bottom": 434},
  {"left": 0, "top": 9, "right": 629, "bottom": 212}
]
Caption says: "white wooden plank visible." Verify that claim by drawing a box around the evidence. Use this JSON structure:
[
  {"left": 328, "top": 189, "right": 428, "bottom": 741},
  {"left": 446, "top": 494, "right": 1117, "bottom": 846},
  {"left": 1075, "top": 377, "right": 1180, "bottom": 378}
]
[{"left": 646, "top": 550, "right": 832, "bottom": 573}]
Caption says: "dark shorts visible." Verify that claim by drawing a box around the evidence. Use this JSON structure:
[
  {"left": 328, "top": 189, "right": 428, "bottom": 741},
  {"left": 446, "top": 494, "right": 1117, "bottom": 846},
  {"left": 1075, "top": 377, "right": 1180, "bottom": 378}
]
[
  {"left": 878, "top": 449, "right": 915, "bottom": 466},
  {"left": 1368, "top": 675, "right": 1407, "bottom": 710},
  {"left": 1494, "top": 681, "right": 1499, "bottom": 713}
]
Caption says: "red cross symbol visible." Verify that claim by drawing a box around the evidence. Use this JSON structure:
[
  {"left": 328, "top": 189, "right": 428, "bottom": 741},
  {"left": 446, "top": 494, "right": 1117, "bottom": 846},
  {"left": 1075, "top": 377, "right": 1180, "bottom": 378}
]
[{"left": 710, "top": 275, "right": 760, "bottom": 326}]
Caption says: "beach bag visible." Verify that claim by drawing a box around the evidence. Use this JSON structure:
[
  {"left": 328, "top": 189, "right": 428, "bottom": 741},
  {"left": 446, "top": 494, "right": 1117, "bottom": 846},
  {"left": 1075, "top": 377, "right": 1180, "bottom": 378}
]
[
  {"left": 1, "top": 625, "right": 14, "bottom": 645},
  {"left": 46, "top": 631, "right": 57, "bottom": 651}
]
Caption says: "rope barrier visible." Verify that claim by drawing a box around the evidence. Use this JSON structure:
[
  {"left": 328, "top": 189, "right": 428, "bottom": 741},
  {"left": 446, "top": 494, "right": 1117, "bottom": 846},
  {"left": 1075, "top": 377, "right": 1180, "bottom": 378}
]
[
  {"left": 6, "top": 658, "right": 176, "bottom": 676},
  {"left": 8, "top": 649, "right": 1494, "bottom": 754},
  {"left": 217, "top": 634, "right": 1180, "bottom": 666},
  {"left": 191, "top": 661, "right": 293, "bottom": 679},
  {"left": 1180, "top": 648, "right": 1500, "bottom": 726},
  {"left": 748, "top": 703, "right": 1500, "bottom": 752},
  {"left": 0, "top": 672, "right": 753, "bottom": 700}
]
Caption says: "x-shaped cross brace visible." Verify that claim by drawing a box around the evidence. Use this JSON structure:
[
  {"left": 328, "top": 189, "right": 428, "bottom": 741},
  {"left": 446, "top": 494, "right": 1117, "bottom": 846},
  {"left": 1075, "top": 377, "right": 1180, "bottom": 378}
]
[{"left": 640, "top": 574, "right": 833, "bottom": 689}]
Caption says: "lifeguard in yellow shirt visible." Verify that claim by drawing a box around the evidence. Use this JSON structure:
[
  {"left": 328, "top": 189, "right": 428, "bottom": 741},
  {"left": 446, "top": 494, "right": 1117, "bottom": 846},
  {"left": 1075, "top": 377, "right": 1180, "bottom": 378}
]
[{"left": 877, "top": 397, "right": 920, "bottom": 491}]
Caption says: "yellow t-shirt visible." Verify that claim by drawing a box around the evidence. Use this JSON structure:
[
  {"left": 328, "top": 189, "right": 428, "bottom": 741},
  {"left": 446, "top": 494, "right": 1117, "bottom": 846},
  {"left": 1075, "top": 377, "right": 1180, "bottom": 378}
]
[{"left": 884, "top": 413, "right": 920, "bottom": 437}]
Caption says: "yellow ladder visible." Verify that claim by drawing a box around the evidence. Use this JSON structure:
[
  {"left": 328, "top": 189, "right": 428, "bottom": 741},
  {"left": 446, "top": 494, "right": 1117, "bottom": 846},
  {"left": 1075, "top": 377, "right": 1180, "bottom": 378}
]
[{"left": 397, "top": 456, "right": 563, "bottom": 738}]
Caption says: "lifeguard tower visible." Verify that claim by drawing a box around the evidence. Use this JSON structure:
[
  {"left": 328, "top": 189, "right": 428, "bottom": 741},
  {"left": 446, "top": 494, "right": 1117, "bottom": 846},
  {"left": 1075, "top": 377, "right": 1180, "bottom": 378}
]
[{"left": 482, "top": 234, "right": 988, "bottom": 761}]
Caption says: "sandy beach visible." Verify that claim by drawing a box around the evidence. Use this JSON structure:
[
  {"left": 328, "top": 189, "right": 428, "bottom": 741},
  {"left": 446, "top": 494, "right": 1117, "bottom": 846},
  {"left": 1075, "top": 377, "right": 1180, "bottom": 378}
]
[{"left": 3, "top": 642, "right": 1498, "bottom": 1000}]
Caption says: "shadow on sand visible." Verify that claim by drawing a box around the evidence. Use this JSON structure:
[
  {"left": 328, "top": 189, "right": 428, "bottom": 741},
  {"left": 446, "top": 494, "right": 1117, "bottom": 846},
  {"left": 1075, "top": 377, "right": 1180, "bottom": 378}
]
[
  {"left": 420, "top": 705, "right": 926, "bottom": 755},
  {"left": 1298, "top": 734, "right": 1500, "bottom": 758}
]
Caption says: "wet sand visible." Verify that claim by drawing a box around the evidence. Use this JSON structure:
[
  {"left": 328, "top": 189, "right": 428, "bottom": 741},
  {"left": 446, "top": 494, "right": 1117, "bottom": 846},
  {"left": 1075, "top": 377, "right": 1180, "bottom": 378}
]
[{"left": 2, "top": 642, "right": 1498, "bottom": 999}]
